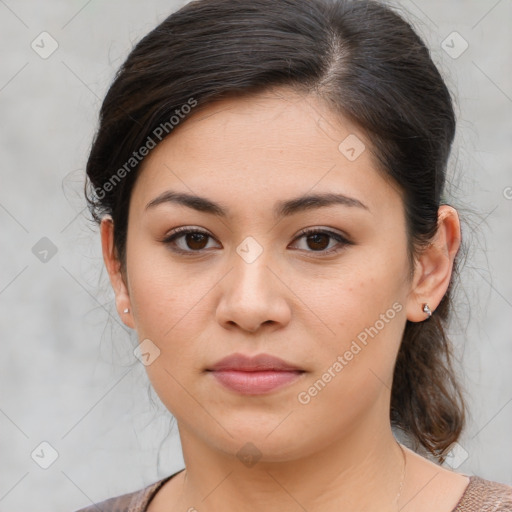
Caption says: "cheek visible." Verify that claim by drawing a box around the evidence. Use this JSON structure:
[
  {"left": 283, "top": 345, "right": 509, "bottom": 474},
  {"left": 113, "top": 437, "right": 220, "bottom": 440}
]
[
  {"left": 303, "top": 248, "right": 409, "bottom": 391},
  {"left": 126, "top": 238, "right": 204, "bottom": 338},
  {"left": 312, "top": 252, "right": 408, "bottom": 339},
  {"left": 292, "top": 273, "right": 406, "bottom": 443},
  {"left": 125, "top": 251, "right": 211, "bottom": 421}
]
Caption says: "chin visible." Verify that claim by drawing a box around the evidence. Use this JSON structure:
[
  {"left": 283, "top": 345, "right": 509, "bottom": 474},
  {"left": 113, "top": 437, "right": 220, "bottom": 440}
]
[{"left": 188, "top": 414, "right": 320, "bottom": 464}]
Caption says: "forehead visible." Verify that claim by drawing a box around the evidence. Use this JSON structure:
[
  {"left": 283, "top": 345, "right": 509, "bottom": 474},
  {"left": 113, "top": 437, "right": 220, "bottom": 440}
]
[{"left": 130, "top": 88, "right": 402, "bottom": 218}]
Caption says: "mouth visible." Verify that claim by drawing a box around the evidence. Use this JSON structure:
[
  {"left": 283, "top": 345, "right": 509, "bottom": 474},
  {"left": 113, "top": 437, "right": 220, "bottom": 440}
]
[{"left": 206, "top": 353, "right": 305, "bottom": 395}]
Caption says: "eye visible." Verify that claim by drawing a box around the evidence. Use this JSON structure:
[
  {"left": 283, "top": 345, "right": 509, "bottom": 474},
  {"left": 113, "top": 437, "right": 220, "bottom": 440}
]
[
  {"left": 161, "top": 227, "right": 220, "bottom": 254},
  {"left": 290, "top": 227, "right": 352, "bottom": 255},
  {"left": 161, "top": 226, "right": 352, "bottom": 256}
]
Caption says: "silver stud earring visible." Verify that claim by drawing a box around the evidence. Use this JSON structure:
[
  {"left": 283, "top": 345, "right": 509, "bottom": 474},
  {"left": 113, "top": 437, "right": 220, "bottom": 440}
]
[
  {"left": 422, "top": 303, "right": 432, "bottom": 318},
  {"left": 123, "top": 308, "right": 130, "bottom": 314}
]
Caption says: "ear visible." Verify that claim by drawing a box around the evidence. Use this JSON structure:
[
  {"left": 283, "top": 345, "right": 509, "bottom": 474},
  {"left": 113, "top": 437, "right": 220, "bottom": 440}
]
[
  {"left": 405, "top": 205, "right": 461, "bottom": 322},
  {"left": 100, "top": 216, "right": 135, "bottom": 329}
]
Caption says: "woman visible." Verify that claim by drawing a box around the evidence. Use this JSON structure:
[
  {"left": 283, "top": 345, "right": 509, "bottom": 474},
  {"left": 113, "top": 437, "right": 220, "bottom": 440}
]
[{"left": 76, "top": 0, "right": 512, "bottom": 510}]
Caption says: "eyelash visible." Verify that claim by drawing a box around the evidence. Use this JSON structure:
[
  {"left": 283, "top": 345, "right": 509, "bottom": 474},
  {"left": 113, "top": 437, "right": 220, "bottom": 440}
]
[{"left": 161, "top": 226, "right": 352, "bottom": 257}]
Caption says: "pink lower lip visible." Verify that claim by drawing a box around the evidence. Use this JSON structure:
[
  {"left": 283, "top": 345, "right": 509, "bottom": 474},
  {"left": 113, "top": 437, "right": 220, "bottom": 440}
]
[{"left": 210, "top": 370, "right": 303, "bottom": 395}]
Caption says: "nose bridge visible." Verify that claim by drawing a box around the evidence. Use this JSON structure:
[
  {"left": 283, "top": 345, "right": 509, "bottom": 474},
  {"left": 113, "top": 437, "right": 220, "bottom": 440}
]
[
  {"left": 215, "top": 236, "right": 290, "bottom": 332},
  {"left": 229, "top": 239, "right": 276, "bottom": 306}
]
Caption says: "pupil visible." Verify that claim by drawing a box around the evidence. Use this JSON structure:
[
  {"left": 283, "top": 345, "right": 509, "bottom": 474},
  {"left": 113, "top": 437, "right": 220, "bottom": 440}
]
[
  {"left": 308, "top": 233, "right": 328, "bottom": 251},
  {"left": 187, "top": 233, "right": 207, "bottom": 250}
]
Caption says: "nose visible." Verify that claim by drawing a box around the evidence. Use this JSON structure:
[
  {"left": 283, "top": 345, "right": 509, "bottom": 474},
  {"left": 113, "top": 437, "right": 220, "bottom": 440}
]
[{"left": 215, "top": 253, "right": 292, "bottom": 334}]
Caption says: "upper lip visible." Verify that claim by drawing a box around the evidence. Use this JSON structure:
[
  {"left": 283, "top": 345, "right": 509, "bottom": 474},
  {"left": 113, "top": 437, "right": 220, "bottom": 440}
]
[{"left": 208, "top": 353, "right": 304, "bottom": 372}]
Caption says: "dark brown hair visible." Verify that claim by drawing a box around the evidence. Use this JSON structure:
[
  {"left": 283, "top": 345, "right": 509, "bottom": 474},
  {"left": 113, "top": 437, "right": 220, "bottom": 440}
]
[{"left": 85, "top": 0, "right": 465, "bottom": 462}]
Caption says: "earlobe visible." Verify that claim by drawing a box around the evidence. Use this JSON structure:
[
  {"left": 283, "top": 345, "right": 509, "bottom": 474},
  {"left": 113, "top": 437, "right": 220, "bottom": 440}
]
[
  {"left": 405, "top": 205, "right": 461, "bottom": 322},
  {"left": 100, "top": 216, "right": 135, "bottom": 329}
]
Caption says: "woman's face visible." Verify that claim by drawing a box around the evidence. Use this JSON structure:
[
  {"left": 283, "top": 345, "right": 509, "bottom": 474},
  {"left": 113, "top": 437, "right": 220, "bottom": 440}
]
[{"left": 117, "top": 89, "right": 417, "bottom": 461}]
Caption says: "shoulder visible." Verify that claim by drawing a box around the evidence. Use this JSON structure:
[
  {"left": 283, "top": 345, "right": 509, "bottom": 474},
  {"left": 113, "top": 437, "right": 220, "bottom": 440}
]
[
  {"left": 453, "top": 475, "right": 512, "bottom": 511},
  {"left": 72, "top": 475, "right": 173, "bottom": 512}
]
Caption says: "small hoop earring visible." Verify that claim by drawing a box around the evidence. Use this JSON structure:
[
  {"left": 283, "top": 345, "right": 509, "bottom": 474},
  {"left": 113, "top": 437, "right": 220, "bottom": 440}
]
[
  {"left": 422, "top": 303, "right": 432, "bottom": 319},
  {"left": 123, "top": 308, "right": 130, "bottom": 314}
]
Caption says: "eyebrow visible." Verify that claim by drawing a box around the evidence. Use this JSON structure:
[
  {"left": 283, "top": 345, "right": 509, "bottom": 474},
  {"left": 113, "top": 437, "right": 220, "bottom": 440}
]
[{"left": 145, "top": 190, "right": 369, "bottom": 218}]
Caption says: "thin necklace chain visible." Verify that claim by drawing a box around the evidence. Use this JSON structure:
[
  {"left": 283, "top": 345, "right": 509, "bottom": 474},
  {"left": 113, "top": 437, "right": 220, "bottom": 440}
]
[{"left": 394, "top": 442, "right": 407, "bottom": 511}]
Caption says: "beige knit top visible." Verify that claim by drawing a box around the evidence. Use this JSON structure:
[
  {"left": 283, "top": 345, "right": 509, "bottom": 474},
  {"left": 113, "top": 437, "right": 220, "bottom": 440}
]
[{"left": 75, "top": 471, "right": 512, "bottom": 512}]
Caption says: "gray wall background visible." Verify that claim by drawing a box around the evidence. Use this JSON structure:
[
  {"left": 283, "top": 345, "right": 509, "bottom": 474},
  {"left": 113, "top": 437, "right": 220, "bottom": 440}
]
[{"left": 0, "top": 1, "right": 511, "bottom": 511}]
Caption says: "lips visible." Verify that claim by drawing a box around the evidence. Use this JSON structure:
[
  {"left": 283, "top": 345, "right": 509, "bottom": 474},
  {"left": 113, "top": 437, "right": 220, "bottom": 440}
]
[
  {"left": 207, "top": 353, "right": 305, "bottom": 395},
  {"left": 208, "top": 353, "right": 303, "bottom": 372}
]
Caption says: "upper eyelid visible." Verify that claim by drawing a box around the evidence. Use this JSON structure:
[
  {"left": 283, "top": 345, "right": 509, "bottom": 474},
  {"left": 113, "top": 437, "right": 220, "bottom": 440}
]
[
  {"left": 295, "top": 226, "right": 350, "bottom": 240},
  {"left": 163, "top": 226, "right": 351, "bottom": 252},
  {"left": 164, "top": 226, "right": 349, "bottom": 240}
]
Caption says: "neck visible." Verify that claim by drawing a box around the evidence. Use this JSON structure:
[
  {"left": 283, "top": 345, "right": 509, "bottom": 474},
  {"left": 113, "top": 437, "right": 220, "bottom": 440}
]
[{"left": 175, "top": 421, "right": 406, "bottom": 512}]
